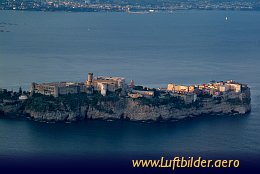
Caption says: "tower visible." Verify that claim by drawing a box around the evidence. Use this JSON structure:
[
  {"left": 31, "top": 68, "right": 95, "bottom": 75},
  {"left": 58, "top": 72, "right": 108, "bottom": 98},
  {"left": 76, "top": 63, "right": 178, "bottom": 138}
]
[
  {"left": 86, "top": 72, "right": 93, "bottom": 87},
  {"left": 30, "top": 82, "right": 36, "bottom": 97},
  {"left": 129, "top": 80, "right": 135, "bottom": 88}
]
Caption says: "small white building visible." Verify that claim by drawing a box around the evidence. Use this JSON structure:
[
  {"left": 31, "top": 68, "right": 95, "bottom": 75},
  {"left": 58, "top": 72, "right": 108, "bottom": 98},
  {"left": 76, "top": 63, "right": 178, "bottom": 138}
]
[
  {"left": 128, "top": 92, "right": 143, "bottom": 99},
  {"left": 167, "top": 84, "right": 175, "bottom": 91},
  {"left": 131, "top": 90, "right": 155, "bottom": 98},
  {"left": 97, "top": 83, "right": 108, "bottom": 96},
  {"left": 228, "top": 83, "right": 241, "bottom": 93},
  {"left": 92, "top": 76, "right": 126, "bottom": 95},
  {"left": 219, "top": 85, "right": 230, "bottom": 92},
  {"left": 219, "top": 82, "right": 241, "bottom": 93},
  {"left": 19, "top": 95, "right": 28, "bottom": 101}
]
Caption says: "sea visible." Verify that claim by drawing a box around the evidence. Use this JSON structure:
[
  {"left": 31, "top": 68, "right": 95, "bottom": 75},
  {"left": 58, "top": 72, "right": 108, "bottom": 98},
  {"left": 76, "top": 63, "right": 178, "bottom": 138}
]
[{"left": 0, "top": 10, "right": 260, "bottom": 170}]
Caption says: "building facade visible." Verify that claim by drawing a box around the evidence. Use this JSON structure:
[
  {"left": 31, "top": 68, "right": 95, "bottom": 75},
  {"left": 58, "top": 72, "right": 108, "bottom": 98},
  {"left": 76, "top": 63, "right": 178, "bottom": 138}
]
[
  {"left": 89, "top": 75, "right": 126, "bottom": 96},
  {"left": 31, "top": 82, "right": 89, "bottom": 97}
]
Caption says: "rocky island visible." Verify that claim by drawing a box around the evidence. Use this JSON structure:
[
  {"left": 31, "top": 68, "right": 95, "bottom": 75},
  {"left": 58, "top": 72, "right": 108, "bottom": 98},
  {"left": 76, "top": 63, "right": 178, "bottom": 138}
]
[{"left": 0, "top": 73, "right": 251, "bottom": 123}]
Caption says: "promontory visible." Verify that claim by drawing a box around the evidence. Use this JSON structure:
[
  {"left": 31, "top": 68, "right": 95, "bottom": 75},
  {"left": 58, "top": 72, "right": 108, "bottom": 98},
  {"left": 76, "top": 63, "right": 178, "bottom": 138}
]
[{"left": 0, "top": 73, "right": 251, "bottom": 123}]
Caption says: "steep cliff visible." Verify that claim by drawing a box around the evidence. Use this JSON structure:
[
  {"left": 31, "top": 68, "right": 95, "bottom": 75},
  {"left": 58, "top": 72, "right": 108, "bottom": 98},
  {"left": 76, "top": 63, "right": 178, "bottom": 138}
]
[
  {"left": 86, "top": 97, "right": 251, "bottom": 121},
  {"left": 0, "top": 92, "right": 251, "bottom": 123}
]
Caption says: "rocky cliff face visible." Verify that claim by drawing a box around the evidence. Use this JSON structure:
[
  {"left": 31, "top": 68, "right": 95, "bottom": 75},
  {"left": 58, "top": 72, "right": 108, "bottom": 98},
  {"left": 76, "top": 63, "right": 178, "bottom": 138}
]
[
  {"left": 0, "top": 102, "right": 23, "bottom": 117},
  {"left": 86, "top": 98, "right": 251, "bottom": 121},
  {"left": 2, "top": 98, "right": 248, "bottom": 123},
  {"left": 24, "top": 106, "right": 88, "bottom": 122},
  {"left": 0, "top": 95, "right": 251, "bottom": 123}
]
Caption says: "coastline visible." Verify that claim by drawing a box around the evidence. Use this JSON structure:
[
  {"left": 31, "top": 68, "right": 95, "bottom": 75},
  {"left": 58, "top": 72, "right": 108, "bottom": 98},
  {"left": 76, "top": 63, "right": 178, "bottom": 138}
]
[{"left": 0, "top": 88, "right": 251, "bottom": 123}]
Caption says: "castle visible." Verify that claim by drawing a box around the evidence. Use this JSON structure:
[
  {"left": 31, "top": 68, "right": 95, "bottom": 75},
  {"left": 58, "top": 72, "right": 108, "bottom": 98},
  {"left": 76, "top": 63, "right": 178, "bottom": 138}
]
[
  {"left": 30, "top": 72, "right": 249, "bottom": 106},
  {"left": 31, "top": 73, "right": 126, "bottom": 97},
  {"left": 85, "top": 73, "right": 125, "bottom": 96}
]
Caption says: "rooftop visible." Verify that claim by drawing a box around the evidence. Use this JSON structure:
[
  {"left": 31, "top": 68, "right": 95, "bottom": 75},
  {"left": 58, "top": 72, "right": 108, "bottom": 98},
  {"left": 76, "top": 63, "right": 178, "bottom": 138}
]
[
  {"left": 35, "top": 82, "right": 79, "bottom": 87},
  {"left": 94, "top": 76, "right": 125, "bottom": 81}
]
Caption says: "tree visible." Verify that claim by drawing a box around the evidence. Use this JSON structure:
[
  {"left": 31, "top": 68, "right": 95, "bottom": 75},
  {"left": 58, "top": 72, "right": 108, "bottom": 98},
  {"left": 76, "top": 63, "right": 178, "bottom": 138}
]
[{"left": 19, "top": 87, "right": 22, "bottom": 95}]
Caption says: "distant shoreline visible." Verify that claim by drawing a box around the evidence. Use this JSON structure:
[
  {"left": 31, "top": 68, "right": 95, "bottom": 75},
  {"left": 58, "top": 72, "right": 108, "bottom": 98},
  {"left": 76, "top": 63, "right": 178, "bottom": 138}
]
[{"left": 1, "top": 8, "right": 260, "bottom": 13}]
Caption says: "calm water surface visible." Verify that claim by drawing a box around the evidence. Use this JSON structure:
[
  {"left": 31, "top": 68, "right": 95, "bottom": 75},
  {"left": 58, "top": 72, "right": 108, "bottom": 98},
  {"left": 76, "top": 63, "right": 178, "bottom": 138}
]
[{"left": 0, "top": 10, "right": 260, "bottom": 158}]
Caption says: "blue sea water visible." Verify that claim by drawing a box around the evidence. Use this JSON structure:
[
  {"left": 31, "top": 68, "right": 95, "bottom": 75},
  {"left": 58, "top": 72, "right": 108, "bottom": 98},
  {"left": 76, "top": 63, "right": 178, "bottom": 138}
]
[{"left": 0, "top": 10, "right": 260, "bottom": 159}]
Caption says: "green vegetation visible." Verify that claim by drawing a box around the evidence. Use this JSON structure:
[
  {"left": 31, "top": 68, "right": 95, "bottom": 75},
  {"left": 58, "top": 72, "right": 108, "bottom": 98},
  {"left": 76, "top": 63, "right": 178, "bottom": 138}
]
[
  {"left": 89, "top": 91, "right": 119, "bottom": 114},
  {"left": 197, "top": 93, "right": 212, "bottom": 99},
  {"left": 135, "top": 94, "right": 181, "bottom": 106},
  {"left": 24, "top": 93, "right": 91, "bottom": 112},
  {"left": 23, "top": 91, "right": 121, "bottom": 113},
  {"left": 24, "top": 94, "right": 62, "bottom": 112},
  {"left": 89, "top": 91, "right": 120, "bottom": 105},
  {"left": 134, "top": 92, "right": 204, "bottom": 109},
  {"left": 133, "top": 86, "right": 144, "bottom": 90},
  {"left": 2, "top": 87, "right": 251, "bottom": 115},
  {"left": 0, "top": 90, "right": 19, "bottom": 101}
]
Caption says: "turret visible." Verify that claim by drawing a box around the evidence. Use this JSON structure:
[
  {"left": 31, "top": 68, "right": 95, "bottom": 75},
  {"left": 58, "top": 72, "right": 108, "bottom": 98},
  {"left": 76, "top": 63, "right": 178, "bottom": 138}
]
[
  {"left": 30, "top": 82, "right": 36, "bottom": 97},
  {"left": 86, "top": 72, "right": 93, "bottom": 87}
]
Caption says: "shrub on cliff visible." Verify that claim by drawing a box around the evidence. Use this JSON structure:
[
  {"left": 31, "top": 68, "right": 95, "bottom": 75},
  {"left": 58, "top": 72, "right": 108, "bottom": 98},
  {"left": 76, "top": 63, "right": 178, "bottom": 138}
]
[
  {"left": 0, "top": 90, "right": 19, "bottom": 101},
  {"left": 58, "top": 93, "right": 90, "bottom": 111},
  {"left": 24, "top": 92, "right": 121, "bottom": 113},
  {"left": 24, "top": 93, "right": 91, "bottom": 112},
  {"left": 136, "top": 95, "right": 184, "bottom": 107},
  {"left": 24, "top": 94, "right": 58, "bottom": 112}
]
